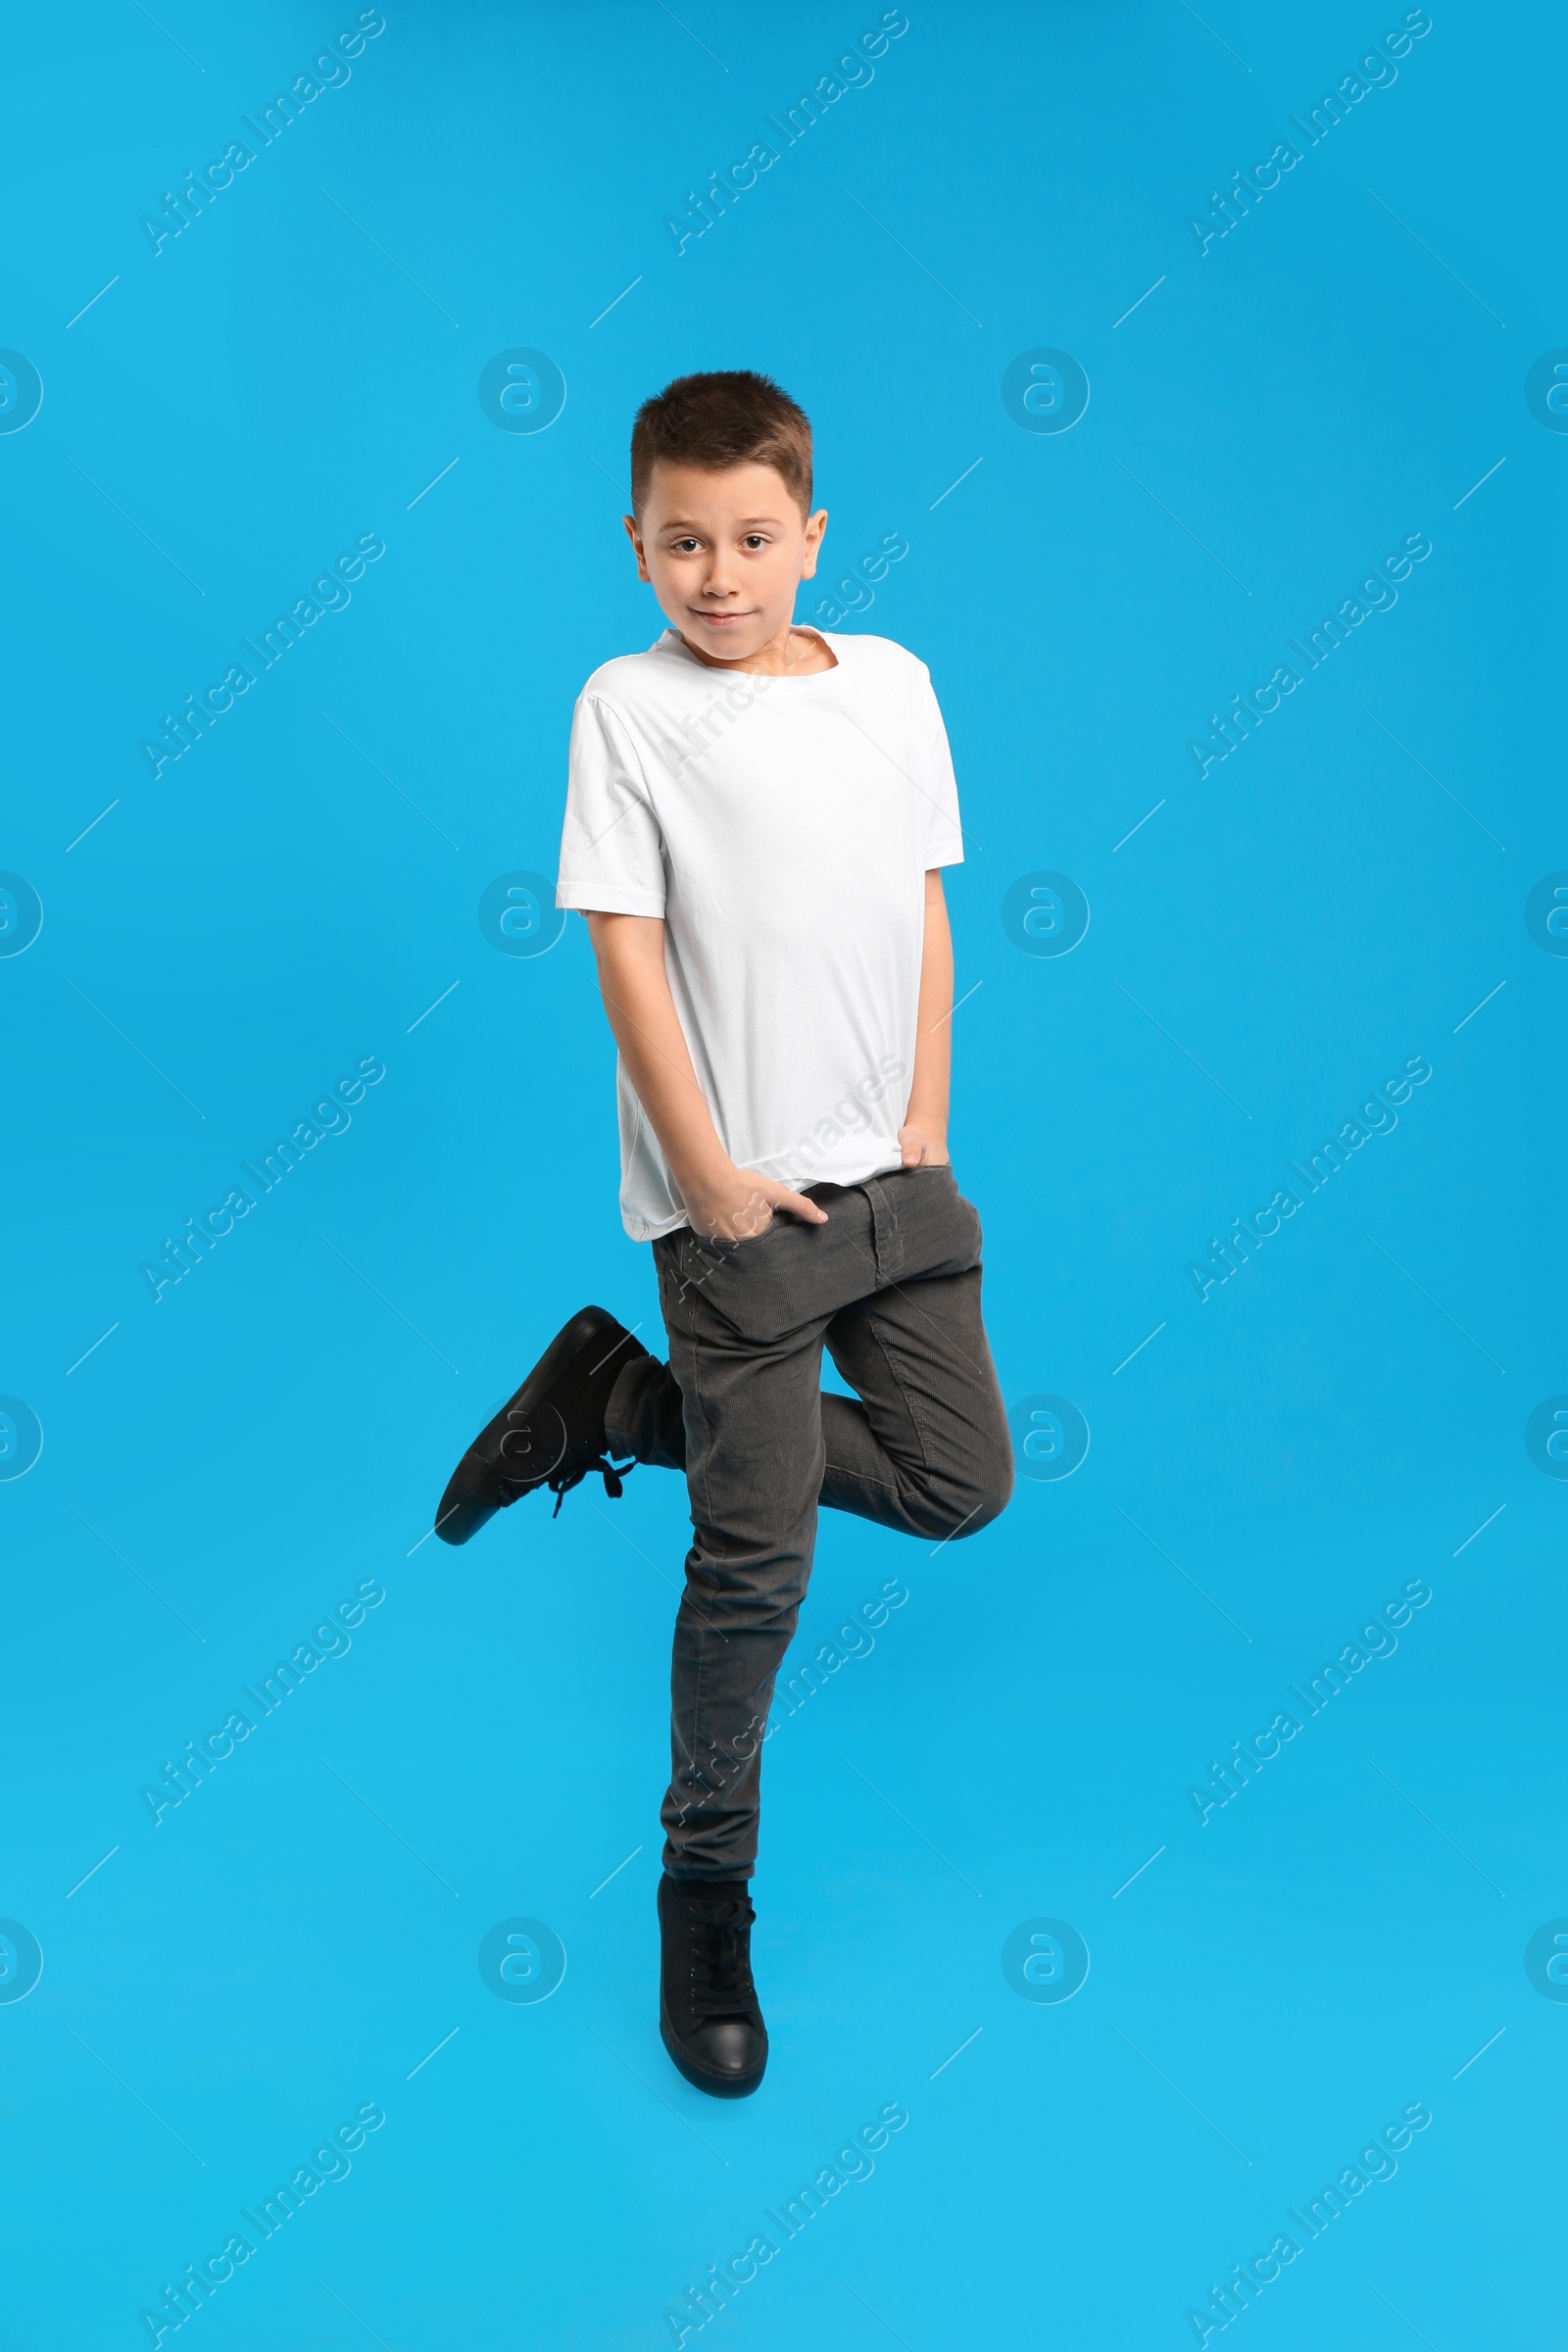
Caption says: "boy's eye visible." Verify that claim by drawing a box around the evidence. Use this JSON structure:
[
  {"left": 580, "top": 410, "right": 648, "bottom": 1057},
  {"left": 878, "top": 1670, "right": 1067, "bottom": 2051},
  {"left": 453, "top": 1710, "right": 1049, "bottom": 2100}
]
[
  {"left": 669, "top": 537, "right": 702, "bottom": 554},
  {"left": 741, "top": 534, "right": 768, "bottom": 550}
]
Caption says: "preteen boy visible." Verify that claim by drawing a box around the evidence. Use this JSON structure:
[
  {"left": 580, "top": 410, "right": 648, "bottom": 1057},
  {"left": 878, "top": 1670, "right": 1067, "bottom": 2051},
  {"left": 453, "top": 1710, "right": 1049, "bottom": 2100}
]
[{"left": 437, "top": 370, "right": 1012, "bottom": 2096}]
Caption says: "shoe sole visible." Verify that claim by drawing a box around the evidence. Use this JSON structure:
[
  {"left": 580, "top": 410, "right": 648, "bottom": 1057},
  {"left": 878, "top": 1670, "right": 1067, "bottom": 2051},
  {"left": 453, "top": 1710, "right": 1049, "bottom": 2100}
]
[{"left": 659, "top": 2005, "right": 767, "bottom": 2099}]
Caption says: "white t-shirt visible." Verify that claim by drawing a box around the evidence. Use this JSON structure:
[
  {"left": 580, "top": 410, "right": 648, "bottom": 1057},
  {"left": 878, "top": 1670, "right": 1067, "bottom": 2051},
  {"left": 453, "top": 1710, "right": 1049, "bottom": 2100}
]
[{"left": 556, "top": 627, "right": 964, "bottom": 1242}]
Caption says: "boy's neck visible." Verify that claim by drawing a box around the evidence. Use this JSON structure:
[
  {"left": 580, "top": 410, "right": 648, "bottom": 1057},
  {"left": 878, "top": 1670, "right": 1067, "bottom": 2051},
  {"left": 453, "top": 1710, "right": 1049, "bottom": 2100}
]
[{"left": 676, "top": 620, "right": 838, "bottom": 677}]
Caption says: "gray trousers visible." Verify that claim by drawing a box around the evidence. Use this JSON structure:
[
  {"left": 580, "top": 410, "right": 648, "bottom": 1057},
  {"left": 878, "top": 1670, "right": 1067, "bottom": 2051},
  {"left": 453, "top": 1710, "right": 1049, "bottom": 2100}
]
[{"left": 604, "top": 1164, "right": 1013, "bottom": 1882}]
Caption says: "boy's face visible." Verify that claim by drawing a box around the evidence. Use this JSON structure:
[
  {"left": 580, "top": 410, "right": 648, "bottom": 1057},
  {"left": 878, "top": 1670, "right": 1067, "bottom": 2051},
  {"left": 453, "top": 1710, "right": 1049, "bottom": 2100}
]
[{"left": 624, "top": 461, "right": 828, "bottom": 666}]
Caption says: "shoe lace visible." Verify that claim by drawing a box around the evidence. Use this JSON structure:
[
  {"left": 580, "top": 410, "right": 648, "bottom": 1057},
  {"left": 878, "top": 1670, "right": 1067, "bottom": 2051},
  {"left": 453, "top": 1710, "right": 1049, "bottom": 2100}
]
[
  {"left": 685, "top": 1898, "right": 755, "bottom": 2019},
  {"left": 546, "top": 1454, "right": 635, "bottom": 1519}
]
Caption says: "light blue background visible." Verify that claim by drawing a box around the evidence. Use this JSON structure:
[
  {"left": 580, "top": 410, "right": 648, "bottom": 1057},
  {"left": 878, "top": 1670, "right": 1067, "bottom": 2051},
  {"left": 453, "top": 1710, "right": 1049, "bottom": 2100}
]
[{"left": 3, "top": 2, "right": 1563, "bottom": 2344}]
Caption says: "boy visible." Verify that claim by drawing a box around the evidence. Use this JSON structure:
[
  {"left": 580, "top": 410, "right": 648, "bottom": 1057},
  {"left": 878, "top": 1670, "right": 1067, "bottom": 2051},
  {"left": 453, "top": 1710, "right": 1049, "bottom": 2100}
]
[{"left": 436, "top": 371, "right": 1012, "bottom": 2097}]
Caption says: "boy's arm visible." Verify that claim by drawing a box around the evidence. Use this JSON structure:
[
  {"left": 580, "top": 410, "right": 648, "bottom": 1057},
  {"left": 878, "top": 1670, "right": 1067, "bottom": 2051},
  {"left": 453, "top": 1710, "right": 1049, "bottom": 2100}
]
[
  {"left": 585, "top": 911, "right": 830, "bottom": 1240},
  {"left": 899, "top": 868, "right": 953, "bottom": 1167}
]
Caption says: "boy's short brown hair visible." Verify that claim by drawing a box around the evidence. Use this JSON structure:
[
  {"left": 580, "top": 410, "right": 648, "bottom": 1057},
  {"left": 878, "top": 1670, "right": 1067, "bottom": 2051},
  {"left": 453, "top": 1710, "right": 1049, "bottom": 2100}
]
[{"left": 630, "top": 369, "right": 812, "bottom": 518}]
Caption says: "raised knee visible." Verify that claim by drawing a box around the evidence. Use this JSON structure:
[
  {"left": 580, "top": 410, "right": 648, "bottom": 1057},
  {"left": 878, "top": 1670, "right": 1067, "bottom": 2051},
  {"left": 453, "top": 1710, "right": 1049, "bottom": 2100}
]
[
  {"left": 937, "top": 1446, "right": 1013, "bottom": 1540},
  {"left": 966, "top": 1467, "right": 1013, "bottom": 1535}
]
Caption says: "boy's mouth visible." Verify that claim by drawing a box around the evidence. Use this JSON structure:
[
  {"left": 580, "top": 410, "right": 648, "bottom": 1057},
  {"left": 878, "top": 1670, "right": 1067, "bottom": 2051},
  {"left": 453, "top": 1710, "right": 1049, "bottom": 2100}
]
[{"left": 689, "top": 608, "right": 755, "bottom": 628}]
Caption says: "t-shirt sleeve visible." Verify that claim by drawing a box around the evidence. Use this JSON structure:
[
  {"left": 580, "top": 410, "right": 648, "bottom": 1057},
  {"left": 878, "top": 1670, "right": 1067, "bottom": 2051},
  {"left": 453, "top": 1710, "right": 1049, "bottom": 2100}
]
[
  {"left": 915, "top": 662, "right": 964, "bottom": 868},
  {"left": 556, "top": 695, "right": 667, "bottom": 915}
]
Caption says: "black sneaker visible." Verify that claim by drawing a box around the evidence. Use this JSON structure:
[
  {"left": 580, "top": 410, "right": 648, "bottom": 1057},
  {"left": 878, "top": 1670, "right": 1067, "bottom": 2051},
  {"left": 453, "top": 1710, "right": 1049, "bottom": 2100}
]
[
  {"left": 434, "top": 1306, "right": 649, "bottom": 1546},
  {"left": 658, "top": 1874, "right": 768, "bottom": 2098}
]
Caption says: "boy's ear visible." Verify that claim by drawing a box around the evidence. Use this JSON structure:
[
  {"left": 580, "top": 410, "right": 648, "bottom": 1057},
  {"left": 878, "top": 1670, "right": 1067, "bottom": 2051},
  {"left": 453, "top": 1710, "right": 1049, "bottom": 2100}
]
[
  {"left": 622, "top": 512, "right": 651, "bottom": 581},
  {"left": 800, "top": 507, "right": 829, "bottom": 579}
]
